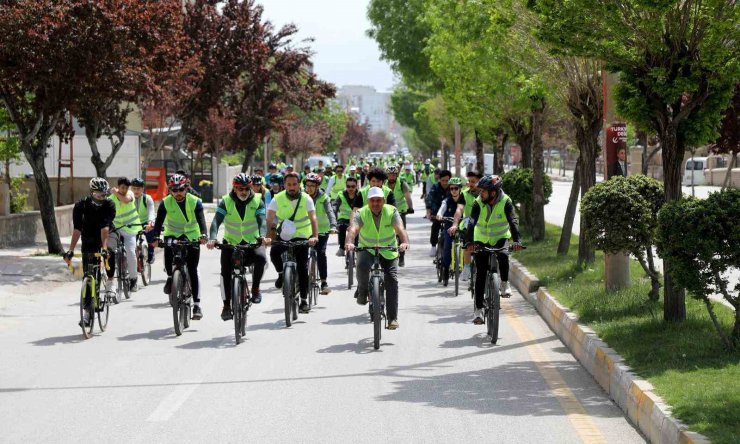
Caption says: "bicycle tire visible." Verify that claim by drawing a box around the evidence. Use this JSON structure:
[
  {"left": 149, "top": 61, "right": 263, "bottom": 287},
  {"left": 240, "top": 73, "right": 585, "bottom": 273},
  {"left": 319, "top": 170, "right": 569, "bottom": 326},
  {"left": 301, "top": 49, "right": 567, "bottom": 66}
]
[
  {"left": 347, "top": 250, "right": 354, "bottom": 289},
  {"left": 232, "top": 276, "right": 242, "bottom": 344},
  {"left": 183, "top": 304, "right": 190, "bottom": 329},
  {"left": 119, "top": 252, "right": 130, "bottom": 300},
  {"left": 453, "top": 243, "right": 460, "bottom": 297},
  {"left": 171, "top": 271, "right": 184, "bottom": 336},
  {"left": 309, "top": 254, "right": 318, "bottom": 307},
  {"left": 283, "top": 266, "right": 293, "bottom": 327},
  {"left": 371, "top": 275, "right": 382, "bottom": 350},
  {"left": 241, "top": 285, "right": 249, "bottom": 337},
  {"left": 80, "top": 277, "right": 95, "bottom": 339},
  {"left": 97, "top": 285, "right": 110, "bottom": 332},
  {"left": 140, "top": 244, "right": 151, "bottom": 286},
  {"left": 486, "top": 275, "right": 501, "bottom": 344}
]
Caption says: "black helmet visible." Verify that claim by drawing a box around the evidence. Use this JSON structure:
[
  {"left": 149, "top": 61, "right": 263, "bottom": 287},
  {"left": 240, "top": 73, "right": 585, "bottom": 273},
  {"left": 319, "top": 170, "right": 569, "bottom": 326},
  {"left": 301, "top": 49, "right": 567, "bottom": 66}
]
[
  {"left": 131, "top": 177, "right": 145, "bottom": 187},
  {"left": 477, "top": 175, "right": 503, "bottom": 191},
  {"left": 251, "top": 175, "right": 263, "bottom": 185}
]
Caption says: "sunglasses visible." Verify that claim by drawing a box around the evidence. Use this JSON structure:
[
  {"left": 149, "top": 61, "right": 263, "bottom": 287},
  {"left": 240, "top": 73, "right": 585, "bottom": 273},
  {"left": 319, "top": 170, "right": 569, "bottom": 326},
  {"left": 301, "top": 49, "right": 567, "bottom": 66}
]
[
  {"left": 235, "top": 187, "right": 250, "bottom": 192},
  {"left": 346, "top": 185, "right": 356, "bottom": 189},
  {"left": 449, "top": 186, "right": 460, "bottom": 191},
  {"left": 92, "top": 191, "right": 107, "bottom": 199},
  {"left": 171, "top": 187, "right": 185, "bottom": 193}
]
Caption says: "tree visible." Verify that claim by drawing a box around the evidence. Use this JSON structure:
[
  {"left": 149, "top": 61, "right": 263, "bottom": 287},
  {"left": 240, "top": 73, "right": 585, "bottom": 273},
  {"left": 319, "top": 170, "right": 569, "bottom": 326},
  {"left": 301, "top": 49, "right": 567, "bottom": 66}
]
[
  {"left": 533, "top": 0, "right": 739, "bottom": 321},
  {"left": 390, "top": 86, "right": 436, "bottom": 156},
  {"left": 0, "top": 108, "right": 20, "bottom": 188},
  {"left": 279, "top": 110, "right": 331, "bottom": 164},
  {"left": 340, "top": 116, "right": 371, "bottom": 154},
  {"left": 68, "top": 0, "right": 187, "bottom": 179},
  {"left": 501, "top": 168, "right": 553, "bottom": 234},
  {"left": 710, "top": 83, "right": 740, "bottom": 189},
  {"left": 657, "top": 190, "right": 740, "bottom": 350}
]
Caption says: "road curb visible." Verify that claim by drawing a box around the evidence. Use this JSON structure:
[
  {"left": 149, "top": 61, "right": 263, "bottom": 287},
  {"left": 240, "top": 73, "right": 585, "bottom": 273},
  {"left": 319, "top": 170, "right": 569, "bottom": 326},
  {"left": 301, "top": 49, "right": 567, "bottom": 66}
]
[{"left": 509, "top": 260, "right": 710, "bottom": 444}]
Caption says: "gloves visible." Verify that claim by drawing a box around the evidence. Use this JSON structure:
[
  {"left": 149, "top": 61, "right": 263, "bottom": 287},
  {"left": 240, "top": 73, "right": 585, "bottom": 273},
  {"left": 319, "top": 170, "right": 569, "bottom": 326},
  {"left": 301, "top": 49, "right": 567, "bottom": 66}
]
[
  {"left": 100, "top": 249, "right": 109, "bottom": 258},
  {"left": 62, "top": 251, "right": 74, "bottom": 261},
  {"left": 406, "top": 208, "right": 415, "bottom": 214}
]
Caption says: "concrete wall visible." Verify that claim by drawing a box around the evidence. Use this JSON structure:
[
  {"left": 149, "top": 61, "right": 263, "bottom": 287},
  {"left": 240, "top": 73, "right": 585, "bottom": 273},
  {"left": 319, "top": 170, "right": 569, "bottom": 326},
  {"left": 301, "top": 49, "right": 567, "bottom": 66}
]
[{"left": 0, "top": 204, "right": 75, "bottom": 248}]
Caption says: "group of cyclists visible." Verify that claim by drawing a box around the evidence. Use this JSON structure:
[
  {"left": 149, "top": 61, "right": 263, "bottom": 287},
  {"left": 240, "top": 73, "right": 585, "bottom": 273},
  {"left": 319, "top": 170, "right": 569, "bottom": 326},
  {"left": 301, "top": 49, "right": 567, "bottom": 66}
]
[{"left": 65, "top": 155, "right": 522, "bottom": 333}]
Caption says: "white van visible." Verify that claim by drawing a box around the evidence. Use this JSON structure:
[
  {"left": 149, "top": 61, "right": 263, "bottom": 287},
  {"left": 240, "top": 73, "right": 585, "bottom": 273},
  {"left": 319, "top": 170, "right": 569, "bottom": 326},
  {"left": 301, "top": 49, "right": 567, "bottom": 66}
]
[{"left": 682, "top": 157, "right": 707, "bottom": 186}]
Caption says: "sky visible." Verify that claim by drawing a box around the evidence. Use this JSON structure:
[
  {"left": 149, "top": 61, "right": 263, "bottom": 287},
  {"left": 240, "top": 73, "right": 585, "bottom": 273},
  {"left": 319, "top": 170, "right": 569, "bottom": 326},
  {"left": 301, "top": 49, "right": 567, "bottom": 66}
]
[{"left": 257, "top": 0, "right": 397, "bottom": 92}]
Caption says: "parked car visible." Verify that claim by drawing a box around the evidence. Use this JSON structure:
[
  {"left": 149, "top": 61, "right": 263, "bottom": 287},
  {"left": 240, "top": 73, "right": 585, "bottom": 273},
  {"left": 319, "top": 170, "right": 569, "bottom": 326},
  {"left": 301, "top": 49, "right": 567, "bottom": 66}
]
[{"left": 682, "top": 157, "right": 707, "bottom": 186}]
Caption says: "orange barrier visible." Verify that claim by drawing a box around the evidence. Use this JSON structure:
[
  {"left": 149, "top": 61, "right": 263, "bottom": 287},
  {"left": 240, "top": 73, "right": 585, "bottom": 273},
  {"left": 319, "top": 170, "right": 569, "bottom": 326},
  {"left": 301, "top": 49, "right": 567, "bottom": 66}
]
[{"left": 145, "top": 167, "right": 167, "bottom": 201}]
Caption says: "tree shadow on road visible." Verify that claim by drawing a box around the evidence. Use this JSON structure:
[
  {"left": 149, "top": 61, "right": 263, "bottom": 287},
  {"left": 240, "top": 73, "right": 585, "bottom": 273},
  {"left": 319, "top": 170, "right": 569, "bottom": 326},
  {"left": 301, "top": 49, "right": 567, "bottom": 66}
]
[
  {"left": 30, "top": 334, "right": 86, "bottom": 346},
  {"left": 131, "top": 302, "right": 170, "bottom": 309},
  {"left": 322, "top": 314, "right": 369, "bottom": 325},
  {"left": 248, "top": 320, "right": 286, "bottom": 331},
  {"left": 117, "top": 328, "right": 176, "bottom": 341}
]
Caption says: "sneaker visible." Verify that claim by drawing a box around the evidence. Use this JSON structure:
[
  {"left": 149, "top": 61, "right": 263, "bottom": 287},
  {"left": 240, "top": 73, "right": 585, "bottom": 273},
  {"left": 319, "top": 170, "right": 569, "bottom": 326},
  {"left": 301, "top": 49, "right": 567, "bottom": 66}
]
[
  {"left": 461, "top": 266, "right": 471, "bottom": 282},
  {"left": 130, "top": 278, "right": 138, "bottom": 292},
  {"left": 501, "top": 281, "right": 512, "bottom": 298},
  {"left": 251, "top": 289, "right": 262, "bottom": 304},
  {"left": 388, "top": 319, "right": 399, "bottom": 330},
  {"left": 192, "top": 305, "right": 203, "bottom": 320},
  {"left": 220, "top": 306, "right": 233, "bottom": 321},
  {"left": 398, "top": 255, "right": 405, "bottom": 267},
  {"left": 299, "top": 299, "right": 310, "bottom": 313},
  {"left": 429, "top": 246, "right": 437, "bottom": 257},
  {"left": 472, "top": 309, "right": 484, "bottom": 325},
  {"left": 275, "top": 273, "right": 283, "bottom": 289},
  {"left": 336, "top": 248, "right": 345, "bottom": 257},
  {"left": 78, "top": 312, "right": 91, "bottom": 328},
  {"left": 355, "top": 290, "right": 367, "bottom": 305},
  {"left": 320, "top": 282, "right": 331, "bottom": 295},
  {"left": 163, "top": 277, "right": 172, "bottom": 294},
  {"left": 442, "top": 268, "right": 449, "bottom": 287},
  {"left": 147, "top": 254, "right": 155, "bottom": 264}
]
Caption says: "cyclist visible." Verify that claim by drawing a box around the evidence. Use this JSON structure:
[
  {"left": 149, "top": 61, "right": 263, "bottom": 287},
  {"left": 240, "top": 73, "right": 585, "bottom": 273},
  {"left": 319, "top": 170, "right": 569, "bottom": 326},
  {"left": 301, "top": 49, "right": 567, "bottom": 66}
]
[
  {"left": 385, "top": 165, "right": 413, "bottom": 267},
  {"left": 453, "top": 171, "right": 481, "bottom": 281},
  {"left": 333, "top": 176, "right": 362, "bottom": 257},
  {"left": 359, "top": 168, "right": 396, "bottom": 207},
  {"left": 401, "top": 163, "right": 416, "bottom": 188},
  {"left": 251, "top": 175, "right": 267, "bottom": 203},
  {"left": 425, "top": 169, "right": 452, "bottom": 258},
  {"left": 265, "top": 173, "right": 284, "bottom": 206},
  {"left": 109, "top": 178, "right": 140, "bottom": 292},
  {"left": 151, "top": 174, "right": 208, "bottom": 320},
  {"left": 265, "top": 163, "right": 277, "bottom": 184},
  {"left": 64, "top": 178, "right": 116, "bottom": 327},
  {"left": 420, "top": 160, "right": 432, "bottom": 198},
  {"left": 304, "top": 173, "right": 337, "bottom": 294},
  {"left": 266, "top": 172, "right": 319, "bottom": 314},
  {"left": 321, "top": 165, "right": 333, "bottom": 191},
  {"left": 207, "top": 173, "right": 269, "bottom": 321},
  {"left": 345, "top": 187, "right": 410, "bottom": 330},
  {"left": 465, "top": 175, "right": 523, "bottom": 324},
  {"left": 327, "top": 164, "right": 347, "bottom": 200},
  {"left": 435, "top": 177, "right": 468, "bottom": 286},
  {"left": 131, "top": 177, "right": 156, "bottom": 264}
]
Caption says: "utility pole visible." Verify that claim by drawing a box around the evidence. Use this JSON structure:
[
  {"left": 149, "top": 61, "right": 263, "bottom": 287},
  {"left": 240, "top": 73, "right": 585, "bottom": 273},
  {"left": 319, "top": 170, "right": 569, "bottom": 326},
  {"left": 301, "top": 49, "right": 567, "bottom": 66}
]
[{"left": 603, "top": 70, "right": 630, "bottom": 291}]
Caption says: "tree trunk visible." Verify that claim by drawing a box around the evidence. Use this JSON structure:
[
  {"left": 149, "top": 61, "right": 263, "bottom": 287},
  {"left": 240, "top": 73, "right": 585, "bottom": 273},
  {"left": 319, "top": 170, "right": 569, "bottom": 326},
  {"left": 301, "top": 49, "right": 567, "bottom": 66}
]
[
  {"left": 493, "top": 128, "right": 506, "bottom": 175},
  {"left": 25, "top": 144, "right": 64, "bottom": 253},
  {"left": 530, "top": 101, "right": 546, "bottom": 241},
  {"left": 661, "top": 126, "right": 686, "bottom": 322},
  {"left": 722, "top": 153, "right": 736, "bottom": 190},
  {"left": 474, "top": 129, "right": 484, "bottom": 174},
  {"left": 240, "top": 141, "right": 257, "bottom": 174},
  {"left": 557, "top": 159, "right": 581, "bottom": 255}
]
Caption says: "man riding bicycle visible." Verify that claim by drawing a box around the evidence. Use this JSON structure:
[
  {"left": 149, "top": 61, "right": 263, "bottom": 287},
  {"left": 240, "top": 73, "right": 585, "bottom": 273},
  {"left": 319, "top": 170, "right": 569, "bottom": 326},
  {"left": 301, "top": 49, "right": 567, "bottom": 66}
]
[
  {"left": 207, "top": 173, "right": 269, "bottom": 321},
  {"left": 266, "top": 172, "right": 319, "bottom": 314},
  {"left": 425, "top": 169, "right": 451, "bottom": 258},
  {"left": 333, "top": 176, "right": 362, "bottom": 257},
  {"left": 358, "top": 168, "right": 396, "bottom": 207},
  {"left": 131, "top": 177, "right": 156, "bottom": 264},
  {"left": 385, "top": 165, "right": 414, "bottom": 267},
  {"left": 465, "top": 175, "right": 522, "bottom": 324},
  {"left": 152, "top": 174, "right": 208, "bottom": 320},
  {"left": 435, "top": 177, "right": 468, "bottom": 286},
  {"left": 109, "top": 178, "right": 141, "bottom": 292},
  {"left": 304, "top": 172, "right": 337, "bottom": 295},
  {"left": 345, "top": 187, "right": 410, "bottom": 330},
  {"left": 64, "top": 178, "right": 116, "bottom": 327}
]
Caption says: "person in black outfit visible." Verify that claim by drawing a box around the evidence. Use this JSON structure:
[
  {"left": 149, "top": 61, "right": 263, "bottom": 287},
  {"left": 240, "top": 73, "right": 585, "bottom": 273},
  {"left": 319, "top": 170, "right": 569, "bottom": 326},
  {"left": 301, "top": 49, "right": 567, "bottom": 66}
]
[
  {"left": 332, "top": 176, "right": 363, "bottom": 257},
  {"left": 425, "top": 169, "right": 452, "bottom": 257}
]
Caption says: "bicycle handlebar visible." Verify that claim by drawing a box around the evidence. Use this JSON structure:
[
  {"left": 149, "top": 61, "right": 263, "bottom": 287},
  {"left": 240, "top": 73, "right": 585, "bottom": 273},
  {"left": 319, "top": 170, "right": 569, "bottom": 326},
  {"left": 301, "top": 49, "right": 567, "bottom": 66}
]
[
  {"left": 356, "top": 246, "right": 399, "bottom": 252},
  {"left": 470, "top": 244, "right": 526, "bottom": 253},
  {"left": 271, "top": 239, "right": 310, "bottom": 247},
  {"left": 154, "top": 238, "right": 202, "bottom": 248},
  {"left": 214, "top": 240, "right": 263, "bottom": 250}
]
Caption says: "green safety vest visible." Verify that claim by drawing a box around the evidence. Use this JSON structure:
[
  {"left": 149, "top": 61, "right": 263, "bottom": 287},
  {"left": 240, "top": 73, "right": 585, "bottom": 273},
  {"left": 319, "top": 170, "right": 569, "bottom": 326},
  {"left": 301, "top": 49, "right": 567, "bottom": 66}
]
[
  {"left": 135, "top": 194, "right": 153, "bottom": 224},
  {"left": 402, "top": 171, "right": 415, "bottom": 185},
  {"left": 163, "top": 194, "right": 201, "bottom": 240},
  {"left": 358, "top": 204, "right": 398, "bottom": 260},
  {"left": 473, "top": 194, "right": 512, "bottom": 245},
  {"left": 110, "top": 193, "right": 139, "bottom": 235},
  {"left": 312, "top": 191, "right": 331, "bottom": 234},
  {"left": 329, "top": 174, "right": 347, "bottom": 199},
  {"left": 360, "top": 184, "right": 392, "bottom": 205},
  {"left": 462, "top": 190, "right": 476, "bottom": 218},
  {"left": 320, "top": 175, "right": 330, "bottom": 190},
  {"left": 274, "top": 191, "right": 312, "bottom": 239},
  {"left": 387, "top": 179, "right": 408, "bottom": 213},
  {"left": 337, "top": 191, "right": 357, "bottom": 220},
  {"left": 222, "top": 194, "right": 261, "bottom": 244}
]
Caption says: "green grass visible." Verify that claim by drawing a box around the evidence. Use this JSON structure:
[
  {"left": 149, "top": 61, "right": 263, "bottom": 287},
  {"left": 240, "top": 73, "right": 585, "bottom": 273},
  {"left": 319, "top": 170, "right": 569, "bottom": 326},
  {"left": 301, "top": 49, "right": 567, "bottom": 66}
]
[{"left": 517, "top": 224, "right": 740, "bottom": 444}]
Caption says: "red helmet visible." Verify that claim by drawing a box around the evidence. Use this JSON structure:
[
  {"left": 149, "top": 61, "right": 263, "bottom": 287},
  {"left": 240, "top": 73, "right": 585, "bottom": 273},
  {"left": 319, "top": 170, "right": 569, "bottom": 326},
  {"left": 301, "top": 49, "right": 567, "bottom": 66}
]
[
  {"left": 168, "top": 174, "right": 188, "bottom": 189},
  {"left": 232, "top": 173, "right": 252, "bottom": 187},
  {"left": 305, "top": 173, "right": 322, "bottom": 184}
]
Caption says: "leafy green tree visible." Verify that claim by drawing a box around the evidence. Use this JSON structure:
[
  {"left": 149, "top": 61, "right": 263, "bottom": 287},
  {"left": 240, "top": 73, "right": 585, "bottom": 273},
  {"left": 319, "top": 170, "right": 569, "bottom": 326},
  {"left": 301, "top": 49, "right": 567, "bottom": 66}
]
[
  {"left": 581, "top": 176, "right": 665, "bottom": 300},
  {"left": 657, "top": 190, "right": 740, "bottom": 350},
  {"left": 532, "top": 0, "right": 739, "bottom": 321},
  {"left": 0, "top": 108, "right": 20, "bottom": 187},
  {"left": 502, "top": 168, "right": 553, "bottom": 232}
]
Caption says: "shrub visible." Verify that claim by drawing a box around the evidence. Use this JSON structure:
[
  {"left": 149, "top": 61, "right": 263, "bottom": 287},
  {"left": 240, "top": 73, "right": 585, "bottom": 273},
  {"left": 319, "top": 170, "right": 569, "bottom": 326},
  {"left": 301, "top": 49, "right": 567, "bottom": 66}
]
[
  {"left": 501, "top": 167, "right": 553, "bottom": 206},
  {"left": 9, "top": 176, "right": 27, "bottom": 213},
  {"left": 656, "top": 189, "right": 740, "bottom": 350}
]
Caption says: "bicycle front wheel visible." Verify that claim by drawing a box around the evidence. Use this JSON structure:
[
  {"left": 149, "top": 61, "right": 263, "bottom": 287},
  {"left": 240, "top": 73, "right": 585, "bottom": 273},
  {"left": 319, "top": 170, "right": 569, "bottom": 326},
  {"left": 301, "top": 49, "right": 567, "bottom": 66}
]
[
  {"left": 140, "top": 246, "right": 151, "bottom": 286},
  {"left": 371, "top": 275, "right": 382, "bottom": 350},
  {"left": 309, "top": 254, "right": 318, "bottom": 307},
  {"left": 283, "top": 266, "right": 294, "bottom": 327},
  {"left": 232, "top": 276, "right": 243, "bottom": 344},
  {"left": 97, "top": 285, "right": 110, "bottom": 332},
  {"left": 119, "top": 253, "right": 130, "bottom": 300},
  {"left": 347, "top": 250, "right": 354, "bottom": 289},
  {"left": 80, "top": 277, "right": 95, "bottom": 339},
  {"left": 241, "top": 286, "right": 249, "bottom": 337},
  {"left": 453, "top": 243, "right": 460, "bottom": 297},
  {"left": 171, "top": 271, "right": 184, "bottom": 336},
  {"left": 486, "top": 275, "right": 501, "bottom": 344}
]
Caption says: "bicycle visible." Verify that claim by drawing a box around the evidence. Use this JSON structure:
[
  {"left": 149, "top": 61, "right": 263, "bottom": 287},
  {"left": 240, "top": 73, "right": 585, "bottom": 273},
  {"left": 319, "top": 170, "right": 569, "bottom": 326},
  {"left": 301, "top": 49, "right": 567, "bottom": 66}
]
[
  {"left": 216, "top": 241, "right": 261, "bottom": 344},
  {"left": 109, "top": 224, "right": 140, "bottom": 303},
  {"left": 469, "top": 243, "right": 524, "bottom": 344},
  {"left": 450, "top": 228, "right": 464, "bottom": 297},
  {"left": 438, "top": 216, "right": 458, "bottom": 289},
  {"left": 308, "top": 246, "right": 319, "bottom": 308},
  {"left": 136, "top": 228, "right": 152, "bottom": 286},
  {"left": 339, "top": 221, "right": 356, "bottom": 290},
  {"left": 72, "top": 251, "right": 112, "bottom": 339},
  {"left": 433, "top": 217, "right": 447, "bottom": 284},
  {"left": 157, "top": 238, "right": 201, "bottom": 336},
  {"left": 273, "top": 239, "right": 309, "bottom": 327},
  {"left": 356, "top": 246, "right": 398, "bottom": 350}
]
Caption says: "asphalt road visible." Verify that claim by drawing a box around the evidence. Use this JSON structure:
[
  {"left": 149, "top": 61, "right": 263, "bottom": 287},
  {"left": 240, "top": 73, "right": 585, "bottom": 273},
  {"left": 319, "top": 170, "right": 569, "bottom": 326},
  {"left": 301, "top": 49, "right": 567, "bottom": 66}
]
[{"left": 0, "top": 190, "right": 644, "bottom": 443}]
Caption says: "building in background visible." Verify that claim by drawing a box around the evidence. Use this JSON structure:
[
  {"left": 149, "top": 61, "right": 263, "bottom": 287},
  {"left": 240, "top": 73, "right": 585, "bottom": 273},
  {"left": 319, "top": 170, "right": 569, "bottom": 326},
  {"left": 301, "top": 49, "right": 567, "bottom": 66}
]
[{"left": 334, "top": 85, "right": 397, "bottom": 135}]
